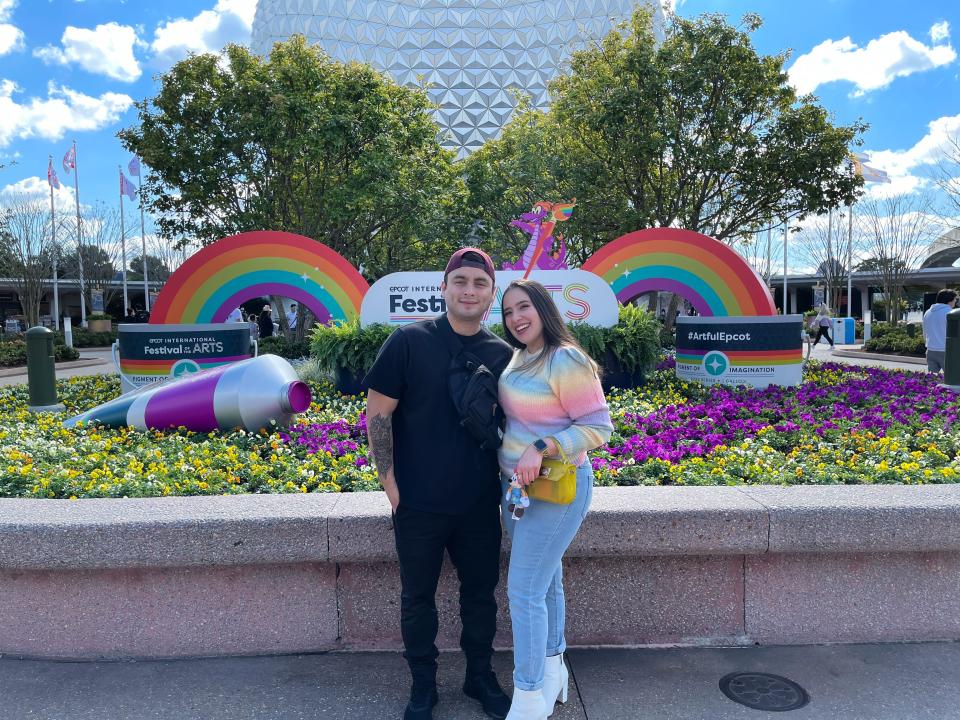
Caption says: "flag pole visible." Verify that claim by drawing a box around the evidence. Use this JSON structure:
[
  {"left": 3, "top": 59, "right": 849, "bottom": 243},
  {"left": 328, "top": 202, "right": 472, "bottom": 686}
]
[
  {"left": 48, "top": 156, "right": 60, "bottom": 330},
  {"left": 782, "top": 219, "right": 789, "bottom": 314},
  {"left": 826, "top": 207, "right": 834, "bottom": 309},
  {"left": 765, "top": 226, "right": 772, "bottom": 283},
  {"left": 70, "top": 140, "right": 87, "bottom": 326},
  {"left": 118, "top": 166, "right": 129, "bottom": 314},
  {"left": 847, "top": 201, "right": 854, "bottom": 318},
  {"left": 137, "top": 166, "right": 149, "bottom": 313}
]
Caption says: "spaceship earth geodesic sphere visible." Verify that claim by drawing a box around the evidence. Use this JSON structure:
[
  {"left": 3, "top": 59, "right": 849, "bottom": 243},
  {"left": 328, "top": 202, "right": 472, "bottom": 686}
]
[{"left": 251, "top": 0, "right": 666, "bottom": 157}]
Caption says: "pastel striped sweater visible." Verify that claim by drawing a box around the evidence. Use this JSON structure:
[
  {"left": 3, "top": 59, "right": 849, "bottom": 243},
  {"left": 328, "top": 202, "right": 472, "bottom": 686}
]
[{"left": 497, "top": 344, "right": 613, "bottom": 476}]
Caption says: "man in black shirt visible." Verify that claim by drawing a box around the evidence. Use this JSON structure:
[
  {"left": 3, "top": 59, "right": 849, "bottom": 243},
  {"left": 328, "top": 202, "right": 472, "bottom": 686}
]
[{"left": 365, "top": 248, "right": 513, "bottom": 720}]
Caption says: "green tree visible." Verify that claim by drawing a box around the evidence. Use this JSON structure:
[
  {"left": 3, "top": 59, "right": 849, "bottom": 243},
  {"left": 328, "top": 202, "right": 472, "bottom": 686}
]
[
  {"left": 128, "top": 254, "right": 171, "bottom": 283},
  {"left": 465, "top": 9, "right": 866, "bottom": 321},
  {"left": 118, "top": 35, "right": 465, "bottom": 283}
]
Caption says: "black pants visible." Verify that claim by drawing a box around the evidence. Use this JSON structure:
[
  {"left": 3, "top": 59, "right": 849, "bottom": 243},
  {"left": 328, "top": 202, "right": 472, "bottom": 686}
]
[
  {"left": 814, "top": 325, "right": 833, "bottom": 346},
  {"left": 393, "top": 498, "right": 502, "bottom": 684}
]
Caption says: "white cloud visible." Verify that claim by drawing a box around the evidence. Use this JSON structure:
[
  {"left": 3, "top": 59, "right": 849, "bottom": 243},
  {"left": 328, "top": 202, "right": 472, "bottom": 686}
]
[
  {"left": 0, "top": 79, "right": 133, "bottom": 148},
  {"left": 151, "top": 0, "right": 257, "bottom": 67},
  {"left": 930, "top": 21, "right": 950, "bottom": 44},
  {"left": 860, "top": 114, "right": 960, "bottom": 199},
  {"left": 0, "top": 175, "right": 78, "bottom": 213},
  {"left": 34, "top": 23, "right": 143, "bottom": 83},
  {"left": 0, "top": 0, "right": 24, "bottom": 56},
  {"left": 789, "top": 29, "right": 956, "bottom": 96}
]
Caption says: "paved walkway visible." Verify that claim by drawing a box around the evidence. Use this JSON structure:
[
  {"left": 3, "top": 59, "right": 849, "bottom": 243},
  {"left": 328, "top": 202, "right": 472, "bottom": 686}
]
[
  {"left": 0, "top": 642, "right": 956, "bottom": 719},
  {"left": 0, "top": 347, "right": 113, "bottom": 387}
]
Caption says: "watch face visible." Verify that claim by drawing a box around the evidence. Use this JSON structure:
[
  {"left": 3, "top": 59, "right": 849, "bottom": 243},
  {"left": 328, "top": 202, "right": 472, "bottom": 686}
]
[{"left": 534, "top": 439, "right": 548, "bottom": 453}]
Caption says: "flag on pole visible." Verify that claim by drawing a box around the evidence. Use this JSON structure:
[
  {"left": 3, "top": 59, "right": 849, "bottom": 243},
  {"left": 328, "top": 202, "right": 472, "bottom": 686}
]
[
  {"left": 128, "top": 156, "right": 140, "bottom": 177},
  {"left": 62, "top": 145, "right": 76, "bottom": 174},
  {"left": 120, "top": 170, "right": 137, "bottom": 201},
  {"left": 849, "top": 151, "right": 891, "bottom": 184},
  {"left": 47, "top": 158, "right": 60, "bottom": 189}
]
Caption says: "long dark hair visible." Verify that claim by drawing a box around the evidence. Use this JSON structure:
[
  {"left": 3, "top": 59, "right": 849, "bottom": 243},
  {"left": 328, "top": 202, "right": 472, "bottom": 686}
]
[{"left": 501, "top": 279, "right": 599, "bottom": 376}]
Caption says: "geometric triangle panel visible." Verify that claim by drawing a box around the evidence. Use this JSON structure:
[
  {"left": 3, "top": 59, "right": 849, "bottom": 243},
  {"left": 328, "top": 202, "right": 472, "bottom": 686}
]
[{"left": 252, "top": 0, "right": 667, "bottom": 158}]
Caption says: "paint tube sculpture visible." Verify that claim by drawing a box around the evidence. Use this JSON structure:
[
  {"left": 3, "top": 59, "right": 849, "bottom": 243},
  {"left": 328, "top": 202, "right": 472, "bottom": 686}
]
[{"left": 63, "top": 354, "right": 312, "bottom": 432}]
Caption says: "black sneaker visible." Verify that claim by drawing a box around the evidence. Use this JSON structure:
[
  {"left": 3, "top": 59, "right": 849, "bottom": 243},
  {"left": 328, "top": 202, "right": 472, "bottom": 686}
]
[
  {"left": 403, "top": 683, "right": 438, "bottom": 720},
  {"left": 463, "top": 671, "right": 510, "bottom": 719}
]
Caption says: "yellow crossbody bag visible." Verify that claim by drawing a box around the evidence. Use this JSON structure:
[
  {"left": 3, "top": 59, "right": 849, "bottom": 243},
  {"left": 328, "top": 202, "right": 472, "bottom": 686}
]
[{"left": 527, "top": 445, "right": 577, "bottom": 505}]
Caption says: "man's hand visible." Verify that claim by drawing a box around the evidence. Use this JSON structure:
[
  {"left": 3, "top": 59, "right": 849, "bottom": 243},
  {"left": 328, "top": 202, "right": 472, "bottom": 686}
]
[
  {"left": 384, "top": 479, "right": 400, "bottom": 512},
  {"left": 367, "top": 389, "right": 401, "bottom": 510}
]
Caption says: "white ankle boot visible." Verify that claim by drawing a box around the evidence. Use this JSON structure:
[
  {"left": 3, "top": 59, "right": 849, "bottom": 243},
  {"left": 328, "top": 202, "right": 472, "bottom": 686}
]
[
  {"left": 505, "top": 688, "right": 548, "bottom": 720},
  {"left": 541, "top": 653, "right": 569, "bottom": 714}
]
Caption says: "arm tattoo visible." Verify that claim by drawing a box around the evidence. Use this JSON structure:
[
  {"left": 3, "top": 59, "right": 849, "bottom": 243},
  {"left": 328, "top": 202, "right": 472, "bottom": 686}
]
[{"left": 368, "top": 413, "right": 395, "bottom": 478}]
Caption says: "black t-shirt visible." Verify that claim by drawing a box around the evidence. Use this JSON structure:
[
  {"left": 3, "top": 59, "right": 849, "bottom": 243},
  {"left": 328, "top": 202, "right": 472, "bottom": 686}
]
[{"left": 363, "top": 314, "right": 513, "bottom": 515}]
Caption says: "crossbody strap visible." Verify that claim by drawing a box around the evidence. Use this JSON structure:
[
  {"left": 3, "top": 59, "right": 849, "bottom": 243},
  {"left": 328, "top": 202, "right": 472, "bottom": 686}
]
[{"left": 434, "top": 314, "right": 464, "bottom": 361}]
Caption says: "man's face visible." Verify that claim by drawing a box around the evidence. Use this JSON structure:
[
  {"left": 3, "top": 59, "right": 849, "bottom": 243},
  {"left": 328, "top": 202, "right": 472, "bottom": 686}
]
[{"left": 441, "top": 266, "right": 495, "bottom": 324}]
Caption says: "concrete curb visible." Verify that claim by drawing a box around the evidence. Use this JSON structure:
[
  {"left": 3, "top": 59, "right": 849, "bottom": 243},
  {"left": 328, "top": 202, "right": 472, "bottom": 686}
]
[
  {"left": 1, "top": 485, "right": 958, "bottom": 569},
  {"left": 2, "top": 485, "right": 960, "bottom": 658},
  {"left": 832, "top": 349, "right": 926, "bottom": 365},
  {"left": 0, "top": 358, "right": 108, "bottom": 379}
]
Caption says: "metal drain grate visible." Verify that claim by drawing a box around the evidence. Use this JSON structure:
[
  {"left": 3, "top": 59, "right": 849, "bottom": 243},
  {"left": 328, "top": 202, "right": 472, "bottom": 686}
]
[{"left": 719, "top": 672, "right": 810, "bottom": 712}]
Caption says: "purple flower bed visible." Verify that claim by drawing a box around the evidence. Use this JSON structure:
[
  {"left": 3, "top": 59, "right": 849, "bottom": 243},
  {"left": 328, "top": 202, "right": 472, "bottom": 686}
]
[
  {"left": 597, "top": 363, "right": 960, "bottom": 471},
  {"left": 280, "top": 416, "right": 369, "bottom": 468}
]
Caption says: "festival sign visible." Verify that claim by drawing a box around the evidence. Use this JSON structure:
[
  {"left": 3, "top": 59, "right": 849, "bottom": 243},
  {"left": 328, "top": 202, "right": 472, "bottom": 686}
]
[
  {"left": 113, "top": 323, "right": 253, "bottom": 392},
  {"left": 360, "top": 270, "right": 619, "bottom": 327},
  {"left": 675, "top": 316, "right": 803, "bottom": 388}
]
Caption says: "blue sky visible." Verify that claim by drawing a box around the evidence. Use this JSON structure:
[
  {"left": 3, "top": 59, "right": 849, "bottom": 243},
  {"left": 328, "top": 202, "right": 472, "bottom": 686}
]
[{"left": 0, "top": 0, "right": 957, "bottom": 224}]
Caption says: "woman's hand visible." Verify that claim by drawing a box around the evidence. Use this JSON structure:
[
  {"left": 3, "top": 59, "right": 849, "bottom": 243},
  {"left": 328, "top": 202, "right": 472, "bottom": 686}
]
[{"left": 514, "top": 444, "right": 545, "bottom": 486}]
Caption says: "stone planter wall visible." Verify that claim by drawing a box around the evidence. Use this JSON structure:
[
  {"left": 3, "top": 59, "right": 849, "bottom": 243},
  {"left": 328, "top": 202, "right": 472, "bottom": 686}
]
[{"left": 1, "top": 485, "right": 958, "bottom": 659}]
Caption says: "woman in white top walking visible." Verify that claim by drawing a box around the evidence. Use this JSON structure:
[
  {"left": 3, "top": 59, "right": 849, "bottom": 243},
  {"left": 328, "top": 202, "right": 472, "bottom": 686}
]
[{"left": 812, "top": 303, "right": 834, "bottom": 349}]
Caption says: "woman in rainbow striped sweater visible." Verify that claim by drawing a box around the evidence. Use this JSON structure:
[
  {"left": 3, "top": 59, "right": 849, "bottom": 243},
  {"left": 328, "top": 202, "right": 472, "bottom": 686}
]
[{"left": 497, "top": 279, "right": 613, "bottom": 720}]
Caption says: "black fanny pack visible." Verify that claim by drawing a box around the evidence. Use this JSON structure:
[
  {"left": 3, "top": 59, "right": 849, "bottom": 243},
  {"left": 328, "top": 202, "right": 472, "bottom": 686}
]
[{"left": 436, "top": 317, "right": 504, "bottom": 451}]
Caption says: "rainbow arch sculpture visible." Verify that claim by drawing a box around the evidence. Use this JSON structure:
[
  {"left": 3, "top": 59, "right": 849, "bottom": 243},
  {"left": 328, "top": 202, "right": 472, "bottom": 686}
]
[
  {"left": 150, "top": 231, "right": 368, "bottom": 325},
  {"left": 581, "top": 228, "right": 776, "bottom": 317}
]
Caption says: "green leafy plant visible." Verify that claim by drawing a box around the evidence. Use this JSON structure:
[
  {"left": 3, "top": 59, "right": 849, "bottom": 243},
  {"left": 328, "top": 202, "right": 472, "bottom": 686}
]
[
  {"left": 53, "top": 329, "right": 117, "bottom": 348},
  {"left": 86, "top": 313, "right": 112, "bottom": 321},
  {"left": 55, "top": 345, "right": 80, "bottom": 362},
  {"left": 257, "top": 335, "right": 310, "bottom": 360},
  {"left": 0, "top": 341, "right": 78, "bottom": 367},
  {"left": 309, "top": 318, "right": 396, "bottom": 375},
  {"left": 606, "top": 304, "right": 662, "bottom": 376},
  {"left": 863, "top": 324, "right": 925, "bottom": 357}
]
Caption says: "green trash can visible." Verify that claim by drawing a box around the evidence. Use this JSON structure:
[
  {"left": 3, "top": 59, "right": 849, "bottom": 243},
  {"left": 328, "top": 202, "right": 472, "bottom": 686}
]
[
  {"left": 944, "top": 309, "right": 960, "bottom": 387},
  {"left": 26, "top": 326, "right": 64, "bottom": 412}
]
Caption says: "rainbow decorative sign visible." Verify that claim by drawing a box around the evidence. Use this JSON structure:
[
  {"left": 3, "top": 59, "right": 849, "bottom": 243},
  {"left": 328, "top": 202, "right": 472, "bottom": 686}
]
[
  {"left": 581, "top": 228, "right": 776, "bottom": 317},
  {"left": 149, "top": 231, "right": 368, "bottom": 325}
]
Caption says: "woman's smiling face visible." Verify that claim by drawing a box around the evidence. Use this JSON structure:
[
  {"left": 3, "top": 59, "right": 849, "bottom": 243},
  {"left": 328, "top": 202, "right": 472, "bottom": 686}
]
[{"left": 502, "top": 286, "right": 544, "bottom": 352}]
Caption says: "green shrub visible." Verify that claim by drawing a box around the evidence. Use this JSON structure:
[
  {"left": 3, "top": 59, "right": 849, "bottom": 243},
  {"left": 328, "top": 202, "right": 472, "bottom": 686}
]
[
  {"left": 309, "top": 318, "right": 396, "bottom": 374},
  {"left": 0, "top": 341, "right": 79, "bottom": 366},
  {"left": 308, "top": 307, "right": 661, "bottom": 380},
  {"left": 86, "top": 312, "right": 112, "bottom": 321},
  {"left": 258, "top": 335, "right": 310, "bottom": 359},
  {"left": 863, "top": 324, "right": 925, "bottom": 356},
  {"left": 55, "top": 345, "right": 80, "bottom": 362},
  {"left": 295, "top": 357, "right": 333, "bottom": 384},
  {"left": 0, "top": 341, "right": 26, "bottom": 366},
  {"left": 54, "top": 328, "right": 117, "bottom": 348}
]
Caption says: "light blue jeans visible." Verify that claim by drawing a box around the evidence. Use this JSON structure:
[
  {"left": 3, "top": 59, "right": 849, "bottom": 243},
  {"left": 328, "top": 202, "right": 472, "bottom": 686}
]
[{"left": 500, "top": 461, "right": 594, "bottom": 691}]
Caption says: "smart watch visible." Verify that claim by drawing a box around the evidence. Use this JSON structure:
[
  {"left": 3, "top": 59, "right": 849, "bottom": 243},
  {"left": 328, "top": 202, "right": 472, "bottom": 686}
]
[{"left": 533, "top": 438, "right": 549, "bottom": 456}]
